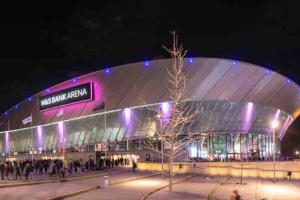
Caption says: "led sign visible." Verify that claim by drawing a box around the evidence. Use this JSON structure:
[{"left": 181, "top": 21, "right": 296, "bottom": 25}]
[{"left": 39, "top": 82, "right": 93, "bottom": 111}]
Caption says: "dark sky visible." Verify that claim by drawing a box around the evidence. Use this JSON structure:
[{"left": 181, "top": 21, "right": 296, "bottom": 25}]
[{"left": 0, "top": 0, "right": 299, "bottom": 155}]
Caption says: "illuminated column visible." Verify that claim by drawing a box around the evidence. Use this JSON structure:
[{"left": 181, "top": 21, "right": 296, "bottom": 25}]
[
  {"left": 123, "top": 108, "right": 132, "bottom": 145},
  {"left": 271, "top": 109, "right": 280, "bottom": 153},
  {"left": 58, "top": 121, "right": 65, "bottom": 150},
  {"left": 5, "top": 131, "right": 10, "bottom": 156},
  {"left": 278, "top": 116, "right": 293, "bottom": 139},
  {"left": 161, "top": 102, "right": 171, "bottom": 121},
  {"left": 243, "top": 102, "right": 254, "bottom": 133},
  {"left": 124, "top": 108, "right": 131, "bottom": 125},
  {"left": 37, "top": 126, "right": 43, "bottom": 149},
  {"left": 270, "top": 109, "right": 280, "bottom": 183}
]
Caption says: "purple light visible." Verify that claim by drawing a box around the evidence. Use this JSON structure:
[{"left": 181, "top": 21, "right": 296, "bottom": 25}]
[
  {"left": 28, "top": 97, "right": 32, "bottom": 102},
  {"left": 269, "top": 109, "right": 281, "bottom": 133},
  {"left": 144, "top": 61, "right": 150, "bottom": 67},
  {"left": 243, "top": 102, "right": 254, "bottom": 132},
  {"left": 232, "top": 60, "right": 237, "bottom": 65},
  {"left": 265, "top": 69, "right": 270, "bottom": 75},
  {"left": 278, "top": 116, "right": 293, "bottom": 139},
  {"left": 287, "top": 79, "right": 291, "bottom": 84},
  {"left": 72, "top": 78, "right": 76, "bottom": 83},
  {"left": 15, "top": 105, "right": 18, "bottom": 109},
  {"left": 161, "top": 102, "right": 171, "bottom": 122},
  {"left": 4, "top": 111, "right": 8, "bottom": 116},
  {"left": 274, "top": 109, "right": 280, "bottom": 120},
  {"left": 162, "top": 102, "right": 170, "bottom": 114},
  {"left": 37, "top": 126, "right": 43, "bottom": 148},
  {"left": 188, "top": 58, "right": 193, "bottom": 64},
  {"left": 46, "top": 88, "right": 51, "bottom": 93},
  {"left": 58, "top": 121, "right": 64, "bottom": 146},
  {"left": 124, "top": 108, "right": 131, "bottom": 124},
  {"left": 38, "top": 126, "right": 42, "bottom": 138},
  {"left": 105, "top": 68, "right": 111, "bottom": 74}
]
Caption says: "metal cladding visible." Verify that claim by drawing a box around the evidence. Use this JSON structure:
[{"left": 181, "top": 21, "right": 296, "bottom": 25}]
[{"left": 0, "top": 58, "right": 299, "bottom": 152}]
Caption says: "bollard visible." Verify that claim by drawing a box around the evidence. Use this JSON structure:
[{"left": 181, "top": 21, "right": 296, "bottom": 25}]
[{"left": 103, "top": 176, "right": 109, "bottom": 188}]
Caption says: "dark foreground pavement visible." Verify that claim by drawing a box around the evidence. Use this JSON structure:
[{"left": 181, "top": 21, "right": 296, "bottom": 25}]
[{"left": 2, "top": 172, "right": 300, "bottom": 200}]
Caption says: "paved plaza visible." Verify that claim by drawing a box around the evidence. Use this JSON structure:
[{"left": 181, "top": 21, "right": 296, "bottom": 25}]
[{"left": 1, "top": 171, "right": 300, "bottom": 200}]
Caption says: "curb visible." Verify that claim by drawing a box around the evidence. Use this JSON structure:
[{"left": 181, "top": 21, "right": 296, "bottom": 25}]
[
  {"left": 140, "top": 174, "right": 196, "bottom": 200},
  {"left": 206, "top": 175, "right": 231, "bottom": 200},
  {"left": 49, "top": 186, "right": 101, "bottom": 200},
  {"left": 0, "top": 170, "right": 128, "bottom": 189},
  {"left": 47, "top": 173, "right": 161, "bottom": 200}
]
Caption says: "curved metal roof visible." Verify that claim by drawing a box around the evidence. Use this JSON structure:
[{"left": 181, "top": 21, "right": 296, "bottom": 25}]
[{"left": 0, "top": 58, "right": 299, "bottom": 131}]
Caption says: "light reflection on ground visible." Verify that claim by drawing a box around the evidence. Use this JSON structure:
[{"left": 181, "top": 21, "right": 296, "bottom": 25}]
[
  {"left": 261, "top": 184, "right": 300, "bottom": 198},
  {"left": 124, "top": 179, "right": 165, "bottom": 187}
]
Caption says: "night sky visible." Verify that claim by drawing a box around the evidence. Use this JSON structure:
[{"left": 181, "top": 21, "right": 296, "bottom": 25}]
[{"left": 0, "top": 0, "right": 299, "bottom": 155}]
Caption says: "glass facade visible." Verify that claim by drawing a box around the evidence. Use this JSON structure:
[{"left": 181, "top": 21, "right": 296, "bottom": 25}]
[
  {"left": 189, "top": 133, "right": 278, "bottom": 161},
  {"left": 0, "top": 100, "right": 292, "bottom": 160}
]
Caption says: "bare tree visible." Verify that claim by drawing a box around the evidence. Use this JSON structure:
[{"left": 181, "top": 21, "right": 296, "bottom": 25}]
[{"left": 142, "top": 31, "right": 205, "bottom": 193}]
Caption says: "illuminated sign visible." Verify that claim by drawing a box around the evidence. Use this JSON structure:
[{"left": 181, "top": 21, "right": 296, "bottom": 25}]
[{"left": 39, "top": 82, "right": 93, "bottom": 111}]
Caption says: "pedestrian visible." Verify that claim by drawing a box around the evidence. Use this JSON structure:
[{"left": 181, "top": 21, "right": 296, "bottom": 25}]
[
  {"left": 231, "top": 190, "right": 241, "bottom": 200},
  {"left": 24, "top": 163, "right": 30, "bottom": 180},
  {"left": 132, "top": 161, "right": 137, "bottom": 172},
  {"left": 287, "top": 171, "right": 292, "bottom": 180},
  {"left": 4, "top": 162, "right": 9, "bottom": 180},
  {"left": 0, "top": 162, "right": 4, "bottom": 180},
  {"left": 15, "top": 162, "right": 22, "bottom": 180}
]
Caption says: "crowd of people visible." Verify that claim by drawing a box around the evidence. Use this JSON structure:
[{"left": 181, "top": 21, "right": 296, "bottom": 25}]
[{"left": 0, "top": 157, "right": 131, "bottom": 181}]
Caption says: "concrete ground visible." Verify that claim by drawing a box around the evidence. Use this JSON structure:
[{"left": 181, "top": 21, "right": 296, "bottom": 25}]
[
  {"left": 1, "top": 172, "right": 300, "bottom": 200},
  {"left": 66, "top": 174, "right": 189, "bottom": 200},
  {"left": 148, "top": 176, "right": 300, "bottom": 200},
  {"left": 0, "top": 169, "right": 135, "bottom": 200}
]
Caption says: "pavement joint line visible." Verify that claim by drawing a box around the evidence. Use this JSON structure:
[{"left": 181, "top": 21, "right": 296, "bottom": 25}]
[
  {"left": 46, "top": 172, "right": 161, "bottom": 200},
  {"left": 109, "top": 172, "right": 160, "bottom": 186},
  {"left": 47, "top": 186, "right": 101, "bottom": 200},
  {"left": 140, "top": 174, "right": 196, "bottom": 200},
  {"left": 0, "top": 170, "right": 128, "bottom": 189},
  {"left": 255, "top": 176, "right": 262, "bottom": 200},
  {"left": 206, "top": 175, "right": 231, "bottom": 200}
]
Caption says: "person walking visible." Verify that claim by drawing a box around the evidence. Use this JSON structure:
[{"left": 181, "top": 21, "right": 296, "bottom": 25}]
[
  {"left": 231, "top": 190, "right": 241, "bottom": 200},
  {"left": 61, "top": 159, "right": 68, "bottom": 178},
  {"left": 15, "top": 162, "right": 22, "bottom": 180},
  {"left": 23, "top": 163, "right": 30, "bottom": 180},
  {"left": 0, "top": 162, "right": 4, "bottom": 180},
  {"left": 132, "top": 161, "right": 137, "bottom": 172}
]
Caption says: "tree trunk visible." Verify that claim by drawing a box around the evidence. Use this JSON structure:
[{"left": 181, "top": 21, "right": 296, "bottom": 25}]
[{"left": 169, "top": 141, "right": 174, "bottom": 193}]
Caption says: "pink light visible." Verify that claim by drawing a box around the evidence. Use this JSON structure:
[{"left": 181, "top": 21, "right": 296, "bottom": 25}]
[
  {"left": 58, "top": 121, "right": 64, "bottom": 134},
  {"left": 42, "top": 77, "right": 102, "bottom": 122}
]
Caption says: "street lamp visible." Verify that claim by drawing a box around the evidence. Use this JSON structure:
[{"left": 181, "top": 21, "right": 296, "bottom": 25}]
[
  {"left": 270, "top": 120, "right": 279, "bottom": 183},
  {"left": 156, "top": 113, "right": 164, "bottom": 177},
  {"left": 295, "top": 150, "right": 299, "bottom": 159}
]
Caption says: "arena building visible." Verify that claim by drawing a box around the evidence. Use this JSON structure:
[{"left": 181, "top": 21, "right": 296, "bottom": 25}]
[{"left": 0, "top": 58, "right": 299, "bottom": 162}]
